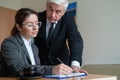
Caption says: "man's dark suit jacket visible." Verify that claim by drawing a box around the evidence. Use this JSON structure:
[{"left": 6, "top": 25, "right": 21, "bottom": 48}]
[
  {"left": 0, "top": 33, "right": 53, "bottom": 77},
  {"left": 35, "top": 11, "right": 83, "bottom": 66}
]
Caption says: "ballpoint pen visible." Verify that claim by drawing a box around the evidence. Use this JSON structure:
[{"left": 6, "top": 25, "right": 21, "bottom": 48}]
[
  {"left": 56, "top": 58, "right": 63, "bottom": 63},
  {"left": 57, "top": 58, "right": 79, "bottom": 73}
]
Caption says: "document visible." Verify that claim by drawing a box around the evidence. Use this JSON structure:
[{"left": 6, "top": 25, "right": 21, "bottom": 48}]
[{"left": 43, "top": 73, "right": 87, "bottom": 79}]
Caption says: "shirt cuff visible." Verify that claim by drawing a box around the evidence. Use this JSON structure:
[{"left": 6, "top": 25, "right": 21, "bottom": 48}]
[{"left": 71, "top": 61, "right": 80, "bottom": 69}]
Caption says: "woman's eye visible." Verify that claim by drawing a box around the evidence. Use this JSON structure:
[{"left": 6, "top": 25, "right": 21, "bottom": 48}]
[{"left": 27, "top": 24, "right": 33, "bottom": 27}]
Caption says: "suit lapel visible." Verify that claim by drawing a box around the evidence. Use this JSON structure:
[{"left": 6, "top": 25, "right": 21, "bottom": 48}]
[
  {"left": 15, "top": 34, "right": 32, "bottom": 64},
  {"left": 31, "top": 43, "right": 40, "bottom": 65},
  {"left": 50, "top": 19, "right": 62, "bottom": 48},
  {"left": 38, "top": 11, "right": 49, "bottom": 48},
  {"left": 22, "top": 45, "right": 31, "bottom": 64}
]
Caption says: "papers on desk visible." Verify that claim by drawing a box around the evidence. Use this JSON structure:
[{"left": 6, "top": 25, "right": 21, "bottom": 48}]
[{"left": 43, "top": 73, "right": 87, "bottom": 79}]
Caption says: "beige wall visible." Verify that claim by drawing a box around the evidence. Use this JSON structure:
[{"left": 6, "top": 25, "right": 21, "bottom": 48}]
[
  {"left": 0, "top": 7, "right": 16, "bottom": 44},
  {"left": 0, "top": 0, "right": 120, "bottom": 65}
]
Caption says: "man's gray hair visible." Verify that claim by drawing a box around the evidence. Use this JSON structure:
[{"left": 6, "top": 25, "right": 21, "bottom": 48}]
[{"left": 47, "top": 0, "right": 69, "bottom": 11}]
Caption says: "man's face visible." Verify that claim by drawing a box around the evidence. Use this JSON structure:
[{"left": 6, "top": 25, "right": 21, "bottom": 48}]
[{"left": 46, "top": 3, "right": 65, "bottom": 23}]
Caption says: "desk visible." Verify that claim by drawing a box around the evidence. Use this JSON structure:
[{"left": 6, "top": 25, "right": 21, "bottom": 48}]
[
  {"left": 0, "top": 74, "right": 117, "bottom": 80},
  {"left": 82, "top": 74, "right": 117, "bottom": 80}
]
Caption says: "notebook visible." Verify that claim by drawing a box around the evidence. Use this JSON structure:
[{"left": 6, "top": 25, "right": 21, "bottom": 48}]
[{"left": 43, "top": 72, "right": 87, "bottom": 79}]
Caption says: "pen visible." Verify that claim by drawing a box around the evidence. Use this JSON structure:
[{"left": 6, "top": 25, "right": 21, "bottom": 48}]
[
  {"left": 56, "top": 58, "right": 63, "bottom": 63},
  {"left": 57, "top": 58, "right": 75, "bottom": 73}
]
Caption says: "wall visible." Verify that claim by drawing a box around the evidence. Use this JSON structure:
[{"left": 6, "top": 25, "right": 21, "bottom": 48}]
[
  {"left": 0, "top": 7, "right": 16, "bottom": 44},
  {"left": 21, "top": 0, "right": 46, "bottom": 12},
  {"left": 78, "top": 0, "right": 120, "bottom": 65},
  {"left": 0, "top": 0, "right": 21, "bottom": 10},
  {"left": 0, "top": 0, "right": 120, "bottom": 65}
]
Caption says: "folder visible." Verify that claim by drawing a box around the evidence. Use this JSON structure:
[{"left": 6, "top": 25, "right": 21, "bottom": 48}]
[{"left": 42, "top": 73, "right": 87, "bottom": 79}]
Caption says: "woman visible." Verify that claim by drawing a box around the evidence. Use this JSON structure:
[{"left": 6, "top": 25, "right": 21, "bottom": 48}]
[{"left": 0, "top": 8, "right": 73, "bottom": 77}]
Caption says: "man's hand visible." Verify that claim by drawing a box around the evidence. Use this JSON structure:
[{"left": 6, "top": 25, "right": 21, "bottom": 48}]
[{"left": 71, "top": 66, "right": 88, "bottom": 75}]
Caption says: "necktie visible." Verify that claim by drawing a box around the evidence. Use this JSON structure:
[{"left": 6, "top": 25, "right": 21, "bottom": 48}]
[{"left": 47, "top": 23, "right": 55, "bottom": 46}]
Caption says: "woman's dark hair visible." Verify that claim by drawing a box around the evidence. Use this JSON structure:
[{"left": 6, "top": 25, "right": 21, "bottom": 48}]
[{"left": 11, "top": 8, "right": 38, "bottom": 35}]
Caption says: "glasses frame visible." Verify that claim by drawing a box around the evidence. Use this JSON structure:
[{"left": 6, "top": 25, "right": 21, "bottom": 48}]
[{"left": 22, "top": 21, "right": 42, "bottom": 29}]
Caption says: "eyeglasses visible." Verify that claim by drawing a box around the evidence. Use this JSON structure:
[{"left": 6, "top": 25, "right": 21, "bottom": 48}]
[{"left": 22, "top": 21, "right": 42, "bottom": 28}]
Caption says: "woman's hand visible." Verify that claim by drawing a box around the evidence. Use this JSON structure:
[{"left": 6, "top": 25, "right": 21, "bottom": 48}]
[{"left": 52, "top": 63, "right": 73, "bottom": 75}]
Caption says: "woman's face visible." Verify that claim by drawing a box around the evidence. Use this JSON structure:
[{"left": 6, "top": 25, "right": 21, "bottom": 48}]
[{"left": 17, "top": 14, "right": 40, "bottom": 40}]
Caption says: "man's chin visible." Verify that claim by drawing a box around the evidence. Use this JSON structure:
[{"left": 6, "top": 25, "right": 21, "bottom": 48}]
[
  {"left": 49, "top": 19, "right": 57, "bottom": 23},
  {"left": 32, "top": 35, "right": 37, "bottom": 38}
]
